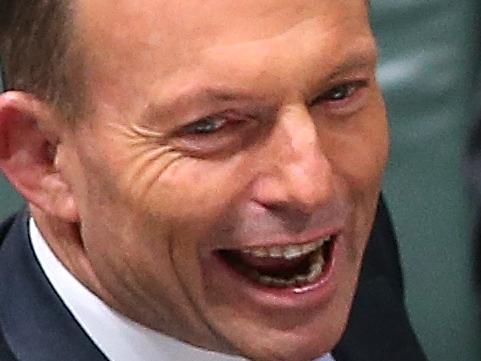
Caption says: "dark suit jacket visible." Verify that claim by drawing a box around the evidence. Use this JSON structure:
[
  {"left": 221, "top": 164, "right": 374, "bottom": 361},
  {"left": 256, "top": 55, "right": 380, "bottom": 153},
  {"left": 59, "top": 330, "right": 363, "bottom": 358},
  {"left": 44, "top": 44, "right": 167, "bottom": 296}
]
[{"left": 0, "top": 198, "right": 427, "bottom": 361}]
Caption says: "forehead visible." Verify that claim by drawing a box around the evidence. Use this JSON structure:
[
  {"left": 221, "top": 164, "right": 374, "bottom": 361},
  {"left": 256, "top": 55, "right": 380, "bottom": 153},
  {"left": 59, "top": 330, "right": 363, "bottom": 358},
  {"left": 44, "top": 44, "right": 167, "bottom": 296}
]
[
  {"left": 75, "top": 0, "right": 370, "bottom": 60},
  {"left": 73, "top": 0, "right": 372, "bottom": 110}
]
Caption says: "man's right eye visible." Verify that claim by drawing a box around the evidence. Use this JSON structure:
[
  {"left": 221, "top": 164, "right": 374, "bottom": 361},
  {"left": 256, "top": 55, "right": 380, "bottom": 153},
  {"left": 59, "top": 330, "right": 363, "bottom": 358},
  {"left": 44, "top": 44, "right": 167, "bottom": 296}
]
[
  {"left": 171, "top": 113, "right": 255, "bottom": 156},
  {"left": 183, "top": 116, "right": 228, "bottom": 135}
]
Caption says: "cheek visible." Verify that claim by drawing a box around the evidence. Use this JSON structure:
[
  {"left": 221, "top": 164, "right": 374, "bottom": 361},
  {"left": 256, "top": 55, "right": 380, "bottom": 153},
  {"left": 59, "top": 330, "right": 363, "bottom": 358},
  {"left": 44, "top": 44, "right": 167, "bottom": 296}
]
[
  {"left": 326, "top": 100, "right": 389, "bottom": 195},
  {"left": 87, "top": 134, "right": 252, "bottom": 250},
  {"left": 69, "top": 139, "right": 254, "bottom": 320},
  {"left": 323, "top": 101, "right": 388, "bottom": 260},
  {"left": 148, "top": 154, "right": 252, "bottom": 249}
]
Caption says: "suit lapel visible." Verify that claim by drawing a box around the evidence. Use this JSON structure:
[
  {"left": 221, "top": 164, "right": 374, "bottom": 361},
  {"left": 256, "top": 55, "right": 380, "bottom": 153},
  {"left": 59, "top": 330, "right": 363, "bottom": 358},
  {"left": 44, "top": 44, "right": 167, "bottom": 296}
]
[
  {"left": 333, "top": 198, "right": 427, "bottom": 361},
  {"left": 0, "top": 323, "right": 17, "bottom": 361},
  {"left": 332, "top": 277, "right": 427, "bottom": 361},
  {"left": 0, "top": 211, "right": 108, "bottom": 361}
]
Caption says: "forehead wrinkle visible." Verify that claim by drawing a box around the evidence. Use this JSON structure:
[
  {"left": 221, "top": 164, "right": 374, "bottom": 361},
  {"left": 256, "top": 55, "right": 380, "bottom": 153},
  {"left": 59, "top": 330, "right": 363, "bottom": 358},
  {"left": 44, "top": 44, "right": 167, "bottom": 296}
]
[
  {"left": 139, "top": 19, "right": 326, "bottom": 116},
  {"left": 138, "top": 20, "right": 376, "bottom": 129},
  {"left": 75, "top": 0, "right": 366, "bottom": 68},
  {"left": 199, "top": 17, "right": 375, "bottom": 92},
  {"left": 325, "top": 46, "right": 378, "bottom": 78},
  {"left": 153, "top": 82, "right": 259, "bottom": 109},
  {"left": 75, "top": 0, "right": 372, "bottom": 124},
  {"left": 201, "top": 4, "right": 372, "bottom": 61}
]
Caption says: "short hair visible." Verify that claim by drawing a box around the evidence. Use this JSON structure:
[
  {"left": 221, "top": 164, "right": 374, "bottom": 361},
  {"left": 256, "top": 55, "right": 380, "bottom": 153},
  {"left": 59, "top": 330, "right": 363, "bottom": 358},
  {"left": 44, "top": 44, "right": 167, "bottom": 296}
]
[
  {"left": 0, "top": 0, "right": 85, "bottom": 119},
  {"left": 0, "top": 0, "right": 371, "bottom": 119}
]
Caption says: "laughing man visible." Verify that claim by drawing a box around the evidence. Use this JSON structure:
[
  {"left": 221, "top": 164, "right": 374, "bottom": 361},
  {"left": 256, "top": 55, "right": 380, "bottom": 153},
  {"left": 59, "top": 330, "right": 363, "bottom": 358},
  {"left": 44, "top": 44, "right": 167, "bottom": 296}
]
[{"left": 0, "top": 1, "right": 426, "bottom": 360}]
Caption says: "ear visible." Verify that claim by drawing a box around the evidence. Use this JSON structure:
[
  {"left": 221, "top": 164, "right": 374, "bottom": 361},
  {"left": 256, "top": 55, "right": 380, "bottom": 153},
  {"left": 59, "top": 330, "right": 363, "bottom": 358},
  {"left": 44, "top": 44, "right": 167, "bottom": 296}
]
[{"left": 0, "top": 91, "right": 79, "bottom": 222}]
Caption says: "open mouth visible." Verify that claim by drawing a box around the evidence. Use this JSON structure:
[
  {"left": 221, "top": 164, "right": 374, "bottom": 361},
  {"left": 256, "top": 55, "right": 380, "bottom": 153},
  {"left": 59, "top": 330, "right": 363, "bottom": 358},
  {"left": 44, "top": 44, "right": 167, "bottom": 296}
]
[{"left": 217, "top": 236, "right": 335, "bottom": 289}]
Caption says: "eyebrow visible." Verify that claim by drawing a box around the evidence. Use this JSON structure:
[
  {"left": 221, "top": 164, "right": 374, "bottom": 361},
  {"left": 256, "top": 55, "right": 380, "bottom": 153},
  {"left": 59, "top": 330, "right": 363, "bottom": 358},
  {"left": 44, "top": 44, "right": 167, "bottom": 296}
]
[
  {"left": 140, "top": 84, "right": 265, "bottom": 127},
  {"left": 325, "top": 49, "right": 377, "bottom": 81}
]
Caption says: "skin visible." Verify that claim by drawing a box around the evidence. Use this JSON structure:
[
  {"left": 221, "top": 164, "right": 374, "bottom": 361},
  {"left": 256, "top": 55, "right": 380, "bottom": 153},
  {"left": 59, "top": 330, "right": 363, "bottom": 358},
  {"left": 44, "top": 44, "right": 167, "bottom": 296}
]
[{"left": 0, "top": 1, "right": 388, "bottom": 361}]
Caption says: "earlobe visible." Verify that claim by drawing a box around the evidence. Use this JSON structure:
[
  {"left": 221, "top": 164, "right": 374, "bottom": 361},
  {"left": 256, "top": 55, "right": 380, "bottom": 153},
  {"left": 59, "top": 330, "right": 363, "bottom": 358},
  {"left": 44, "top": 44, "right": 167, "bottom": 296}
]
[{"left": 0, "top": 91, "right": 79, "bottom": 222}]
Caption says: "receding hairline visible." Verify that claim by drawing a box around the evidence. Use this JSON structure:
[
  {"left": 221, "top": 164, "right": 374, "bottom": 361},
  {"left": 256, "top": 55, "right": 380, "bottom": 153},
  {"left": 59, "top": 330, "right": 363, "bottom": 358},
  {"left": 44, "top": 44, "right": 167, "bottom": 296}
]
[
  {"left": 0, "top": 0, "right": 372, "bottom": 121},
  {"left": 0, "top": 0, "right": 88, "bottom": 120}
]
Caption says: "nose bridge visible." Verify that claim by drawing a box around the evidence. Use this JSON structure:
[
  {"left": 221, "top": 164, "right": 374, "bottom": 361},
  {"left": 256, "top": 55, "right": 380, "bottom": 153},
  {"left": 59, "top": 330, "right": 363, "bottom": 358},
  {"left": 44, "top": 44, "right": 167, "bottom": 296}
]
[
  {"left": 277, "top": 106, "right": 321, "bottom": 163},
  {"left": 261, "top": 105, "right": 334, "bottom": 212}
]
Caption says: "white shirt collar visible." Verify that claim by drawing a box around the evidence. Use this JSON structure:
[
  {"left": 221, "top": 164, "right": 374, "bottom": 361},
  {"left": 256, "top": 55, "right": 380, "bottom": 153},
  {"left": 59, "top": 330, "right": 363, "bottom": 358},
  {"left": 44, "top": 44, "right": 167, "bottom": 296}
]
[{"left": 29, "top": 218, "right": 334, "bottom": 361}]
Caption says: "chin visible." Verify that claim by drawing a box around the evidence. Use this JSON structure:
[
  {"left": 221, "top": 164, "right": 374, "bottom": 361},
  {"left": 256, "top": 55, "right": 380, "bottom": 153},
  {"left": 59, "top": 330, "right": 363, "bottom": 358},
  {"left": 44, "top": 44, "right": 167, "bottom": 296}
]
[
  {"left": 233, "top": 332, "right": 341, "bottom": 361},
  {"left": 202, "top": 301, "right": 350, "bottom": 361}
]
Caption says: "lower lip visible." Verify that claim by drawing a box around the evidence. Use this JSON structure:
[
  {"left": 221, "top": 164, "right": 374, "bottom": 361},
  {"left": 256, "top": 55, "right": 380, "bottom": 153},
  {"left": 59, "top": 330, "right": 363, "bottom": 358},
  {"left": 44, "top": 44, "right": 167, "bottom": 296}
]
[{"left": 204, "top": 236, "right": 340, "bottom": 309}]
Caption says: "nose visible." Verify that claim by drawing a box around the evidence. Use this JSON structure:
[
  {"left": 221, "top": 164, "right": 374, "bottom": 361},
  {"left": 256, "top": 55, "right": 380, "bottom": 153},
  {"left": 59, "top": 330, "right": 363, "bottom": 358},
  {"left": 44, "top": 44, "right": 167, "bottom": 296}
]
[{"left": 251, "top": 105, "right": 335, "bottom": 216}]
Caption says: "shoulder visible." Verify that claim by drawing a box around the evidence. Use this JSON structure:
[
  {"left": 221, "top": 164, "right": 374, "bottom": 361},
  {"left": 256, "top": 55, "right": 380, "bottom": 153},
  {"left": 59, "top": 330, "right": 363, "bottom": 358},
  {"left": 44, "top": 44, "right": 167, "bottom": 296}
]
[
  {"left": 0, "top": 209, "right": 29, "bottom": 249},
  {"left": 0, "top": 327, "right": 17, "bottom": 361},
  {"left": 0, "top": 213, "right": 17, "bottom": 245},
  {"left": 0, "top": 213, "right": 22, "bottom": 361}
]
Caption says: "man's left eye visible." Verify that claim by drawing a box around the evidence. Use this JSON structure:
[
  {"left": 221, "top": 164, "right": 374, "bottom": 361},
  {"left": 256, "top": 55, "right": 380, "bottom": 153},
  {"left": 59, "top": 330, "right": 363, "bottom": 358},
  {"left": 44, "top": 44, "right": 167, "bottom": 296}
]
[
  {"left": 309, "top": 80, "right": 369, "bottom": 116},
  {"left": 324, "top": 83, "right": 359, "bottom": 101}
]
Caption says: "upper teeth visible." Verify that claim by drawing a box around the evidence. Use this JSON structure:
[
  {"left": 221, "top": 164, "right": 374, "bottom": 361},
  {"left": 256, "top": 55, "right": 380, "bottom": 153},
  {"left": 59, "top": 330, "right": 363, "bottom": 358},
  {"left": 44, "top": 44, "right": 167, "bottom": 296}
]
[{"left": 241, "top": 236, "right": 331, "bottom": 260}]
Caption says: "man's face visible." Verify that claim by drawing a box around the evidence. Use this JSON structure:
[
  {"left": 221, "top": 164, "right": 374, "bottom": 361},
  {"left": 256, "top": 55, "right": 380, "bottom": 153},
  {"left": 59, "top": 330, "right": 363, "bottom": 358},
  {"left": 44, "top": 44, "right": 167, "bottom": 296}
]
[{"left": 61, "top": 1, "right": 388, "bottom": 360}]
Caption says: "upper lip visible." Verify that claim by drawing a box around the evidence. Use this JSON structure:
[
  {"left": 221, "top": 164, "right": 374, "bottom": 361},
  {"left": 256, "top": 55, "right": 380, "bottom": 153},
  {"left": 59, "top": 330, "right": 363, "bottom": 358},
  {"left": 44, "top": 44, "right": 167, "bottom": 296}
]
[{"left": 215, "top": 226, "right": 343, "bottom": 252}]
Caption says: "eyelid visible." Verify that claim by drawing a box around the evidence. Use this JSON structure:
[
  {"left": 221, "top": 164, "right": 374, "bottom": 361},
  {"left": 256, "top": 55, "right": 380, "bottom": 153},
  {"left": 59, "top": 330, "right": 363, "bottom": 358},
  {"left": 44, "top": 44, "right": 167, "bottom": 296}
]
[
  {"left": 170, "top": 112, "right": 260, "bottom": 157},
  {"left": 176, "top": 111, "right": 254, "bottom": 139}
]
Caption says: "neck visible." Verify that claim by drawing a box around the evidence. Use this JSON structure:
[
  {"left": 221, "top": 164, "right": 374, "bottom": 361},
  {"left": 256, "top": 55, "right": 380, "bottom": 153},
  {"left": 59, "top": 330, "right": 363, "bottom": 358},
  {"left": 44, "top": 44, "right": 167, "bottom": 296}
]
[{"left": 30, "top": 205, "right": 106, "bottom": 301}]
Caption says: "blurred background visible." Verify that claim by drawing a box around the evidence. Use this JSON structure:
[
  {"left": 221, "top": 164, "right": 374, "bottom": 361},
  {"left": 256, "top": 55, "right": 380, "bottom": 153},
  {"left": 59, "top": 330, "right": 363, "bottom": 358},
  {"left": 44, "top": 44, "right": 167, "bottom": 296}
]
[
  {"left": 1, "top": 1, "right": 480, "bottom": 360},
  {"left": 371, "top": 1, "right": 481, "bottom": 361}
]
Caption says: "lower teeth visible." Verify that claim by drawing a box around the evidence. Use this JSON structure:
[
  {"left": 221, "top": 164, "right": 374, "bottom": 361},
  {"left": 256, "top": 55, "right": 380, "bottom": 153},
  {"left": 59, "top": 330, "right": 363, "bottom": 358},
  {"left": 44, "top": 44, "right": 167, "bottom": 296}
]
[{"left": 247, "top": 249, "right": 325, "bottom": 288}]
